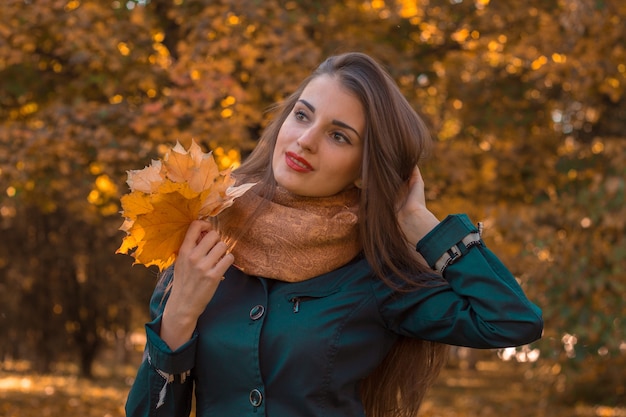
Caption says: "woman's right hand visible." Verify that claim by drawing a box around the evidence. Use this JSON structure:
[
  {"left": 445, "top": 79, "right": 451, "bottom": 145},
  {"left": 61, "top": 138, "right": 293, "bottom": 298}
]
[{"left": 161, "top": 220, "right": 234, "bottom": 350}]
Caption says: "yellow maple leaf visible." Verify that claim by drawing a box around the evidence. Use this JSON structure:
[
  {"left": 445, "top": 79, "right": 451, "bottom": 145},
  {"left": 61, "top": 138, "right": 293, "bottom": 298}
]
[
  {"left": 127, "top": 184, "right": 201, "bottom": 270},
  {"left": 117, "top": 140, "right": 255, "bottom": 271},
  {"left": 120, "top": 191, "right": 153, "bottom": 220}
]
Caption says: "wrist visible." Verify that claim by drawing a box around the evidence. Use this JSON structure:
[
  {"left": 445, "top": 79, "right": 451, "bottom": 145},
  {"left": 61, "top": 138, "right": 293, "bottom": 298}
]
[
  {"left": 162, "top": 307, "right": 198, "bottom": 350},
  {"left": 403, "top": 211, "right": 440, "bottom": 248}
]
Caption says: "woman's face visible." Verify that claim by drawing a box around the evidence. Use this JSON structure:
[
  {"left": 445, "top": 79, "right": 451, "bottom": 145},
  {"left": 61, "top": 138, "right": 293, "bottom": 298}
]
[{"left": 272, "top": 74, "right": 365, "bottom": 197}]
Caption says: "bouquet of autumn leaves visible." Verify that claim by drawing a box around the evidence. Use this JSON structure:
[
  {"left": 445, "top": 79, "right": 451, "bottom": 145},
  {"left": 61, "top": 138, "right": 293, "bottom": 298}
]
[{"left": 117, "top": 140, "right": 255, "bottom": 271}]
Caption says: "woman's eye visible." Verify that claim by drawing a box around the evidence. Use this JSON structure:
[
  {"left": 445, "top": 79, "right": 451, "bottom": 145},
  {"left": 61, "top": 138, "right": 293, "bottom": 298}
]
[
  {"left": 294, "top": 110, "right": 307, "bottom": 121},
  {"left": 332, "top": 132, "right": 350, "bottom": 144}
]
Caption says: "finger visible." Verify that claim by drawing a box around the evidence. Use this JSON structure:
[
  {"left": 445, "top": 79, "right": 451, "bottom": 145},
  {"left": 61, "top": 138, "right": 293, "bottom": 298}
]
[
  {"left": 409, "top": 165, "right": 423, "bottom": 188},
  {"left": 197, "top": 249, "right": 234, "bottom": 283},
  {"left": 213, "top": 252, "right": 235, "bottom": 276},
  {"left": 179, "top": 220, "right": 213, "bottom": 254},
  {"left": 408, "top": 166, "right": 425, "bottom": 195},
  {"left": 197, "top": 240, "right": 230, "bottom": 269},
  {"left": 414, "top": 165, "right": 423, "bottom": 181},
  {"left": 193, "top": 229, "right": 221, "bottom": 254}
]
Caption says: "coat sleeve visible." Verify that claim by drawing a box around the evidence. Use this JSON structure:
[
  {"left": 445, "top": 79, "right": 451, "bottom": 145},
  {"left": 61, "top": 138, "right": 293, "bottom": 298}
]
[
  {"left": 125, "top": 270, "right": 197, "bottom": 417},
  {"left": 376, "top": 214, "right": 544, "bottom": 349}
]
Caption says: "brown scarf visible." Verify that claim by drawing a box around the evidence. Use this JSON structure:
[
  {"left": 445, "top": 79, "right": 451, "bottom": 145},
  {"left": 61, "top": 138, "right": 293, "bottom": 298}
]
[{"left": 217, "top": 186, "right": 361, "bottom": 282}]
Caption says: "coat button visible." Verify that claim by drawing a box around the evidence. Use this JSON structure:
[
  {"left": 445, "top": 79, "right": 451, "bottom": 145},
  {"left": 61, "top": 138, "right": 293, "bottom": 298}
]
[
  {"left": 249, "top": 305, "right": 265, "bottom": 320},
  {"left": 249, "top": 388, "right": 263, "bottom": 407}
]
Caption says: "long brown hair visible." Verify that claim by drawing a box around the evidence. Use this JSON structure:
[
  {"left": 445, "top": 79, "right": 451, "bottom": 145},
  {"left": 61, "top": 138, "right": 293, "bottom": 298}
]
[{"left": 235, "top": 52, "right": 448, "bottom": 416}]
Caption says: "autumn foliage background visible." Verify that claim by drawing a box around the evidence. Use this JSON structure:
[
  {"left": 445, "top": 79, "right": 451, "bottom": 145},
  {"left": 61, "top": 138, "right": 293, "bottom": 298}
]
[{"left": 0, "top": 0, "right": 625, "bottom": 415}]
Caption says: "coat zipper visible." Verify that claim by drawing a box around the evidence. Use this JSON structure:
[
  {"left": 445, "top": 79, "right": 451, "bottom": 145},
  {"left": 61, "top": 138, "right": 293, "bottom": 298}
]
[
  {"left": 288, "top": 289, "right": 339, "bottom": 313},
  {"left": 290, "top": 296, "right": 316, "bottom": 313},
  {"left": 290, "top": 297, "right": 301, "bottom": 313}
]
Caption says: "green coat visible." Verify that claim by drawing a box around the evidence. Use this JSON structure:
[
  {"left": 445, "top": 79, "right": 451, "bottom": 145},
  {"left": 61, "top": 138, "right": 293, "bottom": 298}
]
[{"left": 126, "top": 214, "right": 543, "bottom": 417}]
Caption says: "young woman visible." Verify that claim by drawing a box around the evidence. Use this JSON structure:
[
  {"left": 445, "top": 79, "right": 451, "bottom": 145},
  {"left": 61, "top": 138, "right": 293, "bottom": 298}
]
[{"left": 125, "top": 52, "right": 543, "bottom": 417}]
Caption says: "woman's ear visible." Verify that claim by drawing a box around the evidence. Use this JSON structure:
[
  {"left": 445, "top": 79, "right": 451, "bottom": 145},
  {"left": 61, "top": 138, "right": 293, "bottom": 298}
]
[{"left": 354, "top": 178, "right": 363, "bottom": 189}]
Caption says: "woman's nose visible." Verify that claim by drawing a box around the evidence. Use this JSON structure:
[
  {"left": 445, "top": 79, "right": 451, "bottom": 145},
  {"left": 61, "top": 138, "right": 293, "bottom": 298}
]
[{"left": 296, "top": 127, "right": 318, "bottom": 152}]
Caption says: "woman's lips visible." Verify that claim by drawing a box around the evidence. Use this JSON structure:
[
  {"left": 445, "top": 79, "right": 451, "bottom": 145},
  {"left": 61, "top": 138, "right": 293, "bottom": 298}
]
[{"left": 285, "top": 152, "right": 313, "bottom": 173}]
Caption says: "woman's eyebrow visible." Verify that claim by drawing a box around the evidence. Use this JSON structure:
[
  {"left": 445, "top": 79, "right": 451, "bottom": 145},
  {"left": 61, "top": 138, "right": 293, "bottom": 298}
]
[
  {"left": 298, "top": 99, "right": 315, "bottom": 112},
  {"left": 332, "top": 120, "right": 361, "bottom": 139},
  {"left": 297, "top": 99, "right": 362, "bottom": 139}
]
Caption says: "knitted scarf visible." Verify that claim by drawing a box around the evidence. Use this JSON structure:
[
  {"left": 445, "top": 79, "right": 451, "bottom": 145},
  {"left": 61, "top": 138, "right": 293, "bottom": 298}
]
[{"left": 217, "top": 186, "right": 361, "bottom": 282}]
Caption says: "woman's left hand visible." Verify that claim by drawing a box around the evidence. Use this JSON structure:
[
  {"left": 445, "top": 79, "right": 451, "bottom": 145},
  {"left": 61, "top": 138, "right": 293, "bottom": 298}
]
[{"left": 397, "top": 165, "right": 440, "bottom": 248}]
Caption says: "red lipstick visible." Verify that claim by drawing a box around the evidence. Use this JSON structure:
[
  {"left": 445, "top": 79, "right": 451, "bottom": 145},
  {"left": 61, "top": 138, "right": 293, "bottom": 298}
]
[{"left": 285, "top": 152, "right": 313, "bottom": 173}]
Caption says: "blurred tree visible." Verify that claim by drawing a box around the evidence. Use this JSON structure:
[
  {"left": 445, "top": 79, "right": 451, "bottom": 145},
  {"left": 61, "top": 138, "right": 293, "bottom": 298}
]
[
  {"left": 0, "top": 0, "right": 624, "bottom": 400},
  {"left": 0, "top": 0, "right": 164, "bottom": 376}
]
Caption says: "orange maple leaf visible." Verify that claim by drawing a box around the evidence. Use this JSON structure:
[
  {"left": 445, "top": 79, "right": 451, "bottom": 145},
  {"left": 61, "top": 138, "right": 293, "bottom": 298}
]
[
  {"left": 117, "top": 140, "right": 255, "bottom": 271},
  {"left": 164, "top": 141, "right": 220, "bottom": 193},
  {"left": 126, "top": 160, "right": 164, "bottom": 194}
]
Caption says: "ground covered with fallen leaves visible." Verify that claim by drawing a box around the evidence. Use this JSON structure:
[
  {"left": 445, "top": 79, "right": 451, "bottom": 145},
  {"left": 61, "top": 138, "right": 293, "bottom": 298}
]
[{"left": 1, "top": 356, "right": 624, "bottom": 417}]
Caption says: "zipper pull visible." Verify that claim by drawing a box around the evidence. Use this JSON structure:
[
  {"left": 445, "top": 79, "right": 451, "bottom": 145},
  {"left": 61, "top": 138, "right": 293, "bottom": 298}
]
[{"left": 291, "top": 297, "right": 300, "bottom": 313}]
